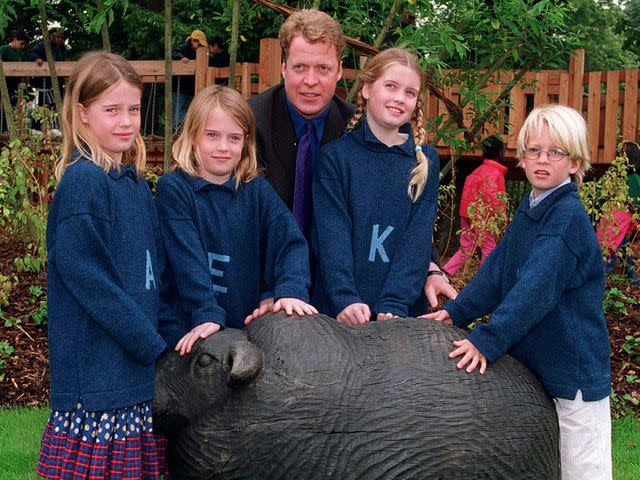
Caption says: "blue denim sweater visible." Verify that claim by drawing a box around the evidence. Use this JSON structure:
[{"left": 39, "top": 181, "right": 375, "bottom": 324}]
[
  {"left": 156, "top": 171, "right": 310, "bottom": 348},
  {"left": 311, "top": 121, "right": 439, "bottom": 317},
  {"left": 46, "top": 158, "right": 166, "bottom": 411},
  {"left": 444, "top": 183, "right": 611, "bottom": 401}
]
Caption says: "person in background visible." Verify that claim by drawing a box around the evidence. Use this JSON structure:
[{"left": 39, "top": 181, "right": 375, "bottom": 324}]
[
  {"left": 443, "top": 135, "right": 508, "bottom": 275},
  {"left": 26, "top": 28, "right": 66, "bottom": 66},
  {"left": 27, "top": 28, "right": 66, "bottom": 130},
  {"left": 596, "top": 140, "right": 640, "bottom": 286},
  {"left": 172, "top": 29, "right": 207, "bottom": 130},
  {"left": 208, "top": 35, "right": 230, "bottom": 68},
  {"left": 0, "top": 30, "right": 29, "bottom": 130}
]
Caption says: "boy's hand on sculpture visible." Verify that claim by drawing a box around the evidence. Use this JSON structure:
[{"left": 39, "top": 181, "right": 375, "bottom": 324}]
[
  {"left": 337, "top": 303, "right": 371, "bottom": 325},
  {"left": 244, "top": 297, "right": 274, "bottom": 325},
  {"left": 272, "top": 298, "right": 318, "bottom": 317},
  {"left": 450, "top": 339, "right": 487, "bottom": 374},
  {"left": 419, "top": 309, "right": 453, "bottom": 325},
  {"left": 176, "top": 322, "right": 222, "bottom": 356}
]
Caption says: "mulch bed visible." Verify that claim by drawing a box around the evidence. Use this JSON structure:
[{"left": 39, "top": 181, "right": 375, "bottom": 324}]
[{"left": 1, "top": 239, "right": 638, "bottom": 415}]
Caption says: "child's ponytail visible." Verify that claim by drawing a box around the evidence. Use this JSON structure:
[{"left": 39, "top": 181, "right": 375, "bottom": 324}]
[
  {"left": 408, "top": 95, "right": 429, "bottom": 202},
  {"left": 346, "top": 92, "right": 365, "bottom": 132}
]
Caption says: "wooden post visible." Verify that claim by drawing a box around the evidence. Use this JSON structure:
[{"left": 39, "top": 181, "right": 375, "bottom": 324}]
[
  {"left": 603, "top": 70, "right": 620, "bottom": 163},
  {"left": 241, "top": 62, "right": 252, "bottom": 99},
  {"left": 195, "top": 46, "right": 208, "bottom": 94},
  {"left": 587, "top": 72, "right": 601, "bottom": 164},
  {"left": 622, "top": 69, "right": 638, "bottom": 141},
  {"left": 568, "top": 49, "right": 585, "bottom": 111},
  {"left": 258, "top": 38, "right": 281, "bottom": 93}
]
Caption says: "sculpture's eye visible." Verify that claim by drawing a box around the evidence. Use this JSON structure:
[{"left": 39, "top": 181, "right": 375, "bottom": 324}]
[{"left": 197, "top": 353, "right": 213, "bottom": 367}]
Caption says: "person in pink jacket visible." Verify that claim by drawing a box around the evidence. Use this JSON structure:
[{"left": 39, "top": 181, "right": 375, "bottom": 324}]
[{"left": 444, "top": 136, "right": 508, "bottom": 275}]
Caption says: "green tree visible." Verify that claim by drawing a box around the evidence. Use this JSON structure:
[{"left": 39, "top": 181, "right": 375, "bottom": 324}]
[
  {"left": 620, "top": 0, "right": 640, "bottom": 64},
  {"left": 565, "top": 0, "right": 638, "bottom": 71}
]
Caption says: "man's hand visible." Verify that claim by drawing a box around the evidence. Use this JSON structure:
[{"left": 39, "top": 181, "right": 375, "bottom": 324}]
[{"left": 424, "top": 263, "right": 457, "bottom": 309}]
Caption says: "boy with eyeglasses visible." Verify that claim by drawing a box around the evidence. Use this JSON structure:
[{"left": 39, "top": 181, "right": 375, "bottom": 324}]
[{"left": 424, "top": 104, "right": 612, "bottom": 480}]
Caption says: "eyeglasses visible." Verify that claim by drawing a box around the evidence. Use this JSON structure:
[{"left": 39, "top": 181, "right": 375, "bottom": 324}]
[{"left": 524, "top": 147, "right": 569, "bottom": 162}]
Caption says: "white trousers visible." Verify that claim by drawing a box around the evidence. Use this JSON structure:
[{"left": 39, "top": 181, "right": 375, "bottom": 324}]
[{"left": 554, "top": 390, "right": 612, "bottom": 480}]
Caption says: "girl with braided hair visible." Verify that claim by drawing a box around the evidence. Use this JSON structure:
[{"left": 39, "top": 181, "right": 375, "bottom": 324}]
[{"left": 311, "top": 48, "right": 440, "bottom": 324}]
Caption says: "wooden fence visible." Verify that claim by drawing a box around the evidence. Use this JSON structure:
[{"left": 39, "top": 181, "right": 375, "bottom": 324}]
[{"left": 2, "top": 39, "right": 638, "bottom": 165}]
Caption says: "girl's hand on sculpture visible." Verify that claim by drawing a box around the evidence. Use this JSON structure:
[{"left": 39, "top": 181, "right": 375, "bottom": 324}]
[
  {"left": 337, "top": 303, "right": 371, "bottom": 325},
  {"left": 376, "top": 312, "right": 398, "bottom": 321},
  {"left": 272, "top": 298, "right": 318, "bottom": 317},
  {"left": 176, "top": 322, "right": 222, "bottom": 356},
  {"left": 419, "top": 309, "right": 453, "bottom": 325},
  {"left": 244, "top": 297, "right": 274, "bottom": 325},
  {"left": 450, "top": 339, "right": 487, "bottom": 374}
]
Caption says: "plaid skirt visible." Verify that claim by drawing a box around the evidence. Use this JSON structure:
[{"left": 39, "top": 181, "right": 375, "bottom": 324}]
[{"left": 36, "top": 401, "right": 171, "bottom": 479}]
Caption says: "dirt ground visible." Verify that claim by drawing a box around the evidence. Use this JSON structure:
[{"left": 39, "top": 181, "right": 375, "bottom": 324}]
[{"left": 0, "top": 239, "right": 638, "bottom": 414}]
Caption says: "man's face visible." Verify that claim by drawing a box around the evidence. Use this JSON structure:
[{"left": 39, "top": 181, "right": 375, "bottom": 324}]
[
  {"left": 281, "top": 35, "right": 342, "bottom": 119},
  {"left": 51, "top": 34, "right": 64, "bottom": 46},
  {"left": 209, "top": 44, "right": 222, "bottom": 55}
]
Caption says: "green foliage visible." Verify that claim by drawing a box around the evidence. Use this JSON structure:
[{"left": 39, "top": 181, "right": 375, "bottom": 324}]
[
  {"left": 579, "top": 146, "right": 639, "bottom": 265},
  {"left": 0, "top": 273, "right": 15, "bottom": 308},
  {"left": 0, "top": 341, "right": 16, "bottom": 382},
  {"left": 565, "top": 0, "right": 639, "bottom": 71},
  {"left": 623, "top": 335, "right": 640, "bottom": 360},
  {"left": 0, "top": 108, "right": 58, "bottom": 272},
  {"left": 453, "top": 189, "right": 510, "bottom": 279},
  {"left": 603, "top": 287, "right": 638, "bottom": 316}
]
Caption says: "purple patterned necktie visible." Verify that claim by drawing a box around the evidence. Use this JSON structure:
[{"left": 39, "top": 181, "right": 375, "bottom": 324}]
[{"left": 293, "top": 121, "right": 314, "bottom": 238}]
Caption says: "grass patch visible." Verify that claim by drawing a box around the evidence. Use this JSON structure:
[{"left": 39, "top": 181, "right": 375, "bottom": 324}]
[
  {"left": 0, "top": 407, "right": 638, "bottom": 479},
  {"left": 0, "top": 407, "right": 48, "bottom": 480},
  {"left": 613, "top": 415, "right": 640, "bottom": 480}
]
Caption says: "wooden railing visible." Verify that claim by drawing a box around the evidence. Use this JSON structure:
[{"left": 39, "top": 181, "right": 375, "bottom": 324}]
[{"left": 2, "top": 40, "right": 638, "bottom": 164}]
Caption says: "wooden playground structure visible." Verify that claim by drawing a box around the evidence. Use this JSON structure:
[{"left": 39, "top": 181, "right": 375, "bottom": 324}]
[{"left": 1, "top": 40, "right": 638, "bottom": 167}]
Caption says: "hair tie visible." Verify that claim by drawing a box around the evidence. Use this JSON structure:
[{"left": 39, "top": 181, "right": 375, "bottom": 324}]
[{"left": 415, "top": 145, "right": 422, "bottom": 153}]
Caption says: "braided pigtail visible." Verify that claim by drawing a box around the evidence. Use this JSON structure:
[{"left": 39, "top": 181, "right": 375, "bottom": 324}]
[
  {"left": 407, "top": 95, "right": 429, "bottom": 202},
  {"left": 346, "top": 91, "right": 366, "bottom": 132}
]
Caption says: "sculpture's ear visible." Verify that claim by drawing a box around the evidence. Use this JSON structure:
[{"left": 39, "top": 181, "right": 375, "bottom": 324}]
[{"left": 227, "top": 340, "right": 263, "bottom": 388}]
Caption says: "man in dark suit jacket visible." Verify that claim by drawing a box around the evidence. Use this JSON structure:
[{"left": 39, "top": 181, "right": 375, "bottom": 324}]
[
  {"left": 248, "top": 9, "right": 455, "bottom": 316},
  {"left": 250, "top": 83, "right": 353, "bottom": 210}
]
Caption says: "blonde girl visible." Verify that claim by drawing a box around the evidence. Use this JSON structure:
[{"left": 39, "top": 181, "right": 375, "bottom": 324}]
[
  {"left": 37, "top": 52, "right": 166, "bottom": 479},
  {"left": 156, "top": 85, "right": 317, "bottom": 356},
  {"left": 312, "top": 47, "right": 440, "bottom": 324}
]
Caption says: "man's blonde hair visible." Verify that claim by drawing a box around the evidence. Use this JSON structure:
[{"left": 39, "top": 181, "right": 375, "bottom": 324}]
[
  {"left": 516, "top": 104, "right": 590, "bottom": 185},
  {"left": 57, "top": 51, "right": 145, "bottom": 181},
  {"left": 172, "top": 85, "right": 260, "bottom": 188},
  {"left": 279, "top": 9, "right": 346, "bottom": 62}
]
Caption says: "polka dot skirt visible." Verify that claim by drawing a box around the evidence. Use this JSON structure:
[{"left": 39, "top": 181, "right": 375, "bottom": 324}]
[{"left": 36, "top": 402, "right": 171, "bottom": 479}]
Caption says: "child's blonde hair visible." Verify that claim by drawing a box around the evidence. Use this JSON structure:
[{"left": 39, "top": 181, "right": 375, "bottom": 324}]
[
  {"left": 516, "top": 104, "right": 590, "bottom": 185},
  {"left": 172, "top": 85, "right": 260, "bottom": 188},
  {"left": 57, "top": 51, "right": 145, "bottom": 181},
  {"left": 347, "top": 48, "right": 428, "bottom": 202}
]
